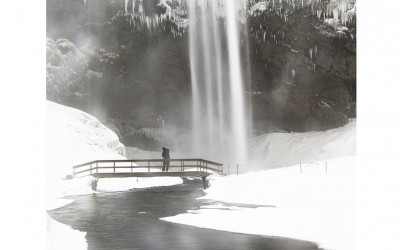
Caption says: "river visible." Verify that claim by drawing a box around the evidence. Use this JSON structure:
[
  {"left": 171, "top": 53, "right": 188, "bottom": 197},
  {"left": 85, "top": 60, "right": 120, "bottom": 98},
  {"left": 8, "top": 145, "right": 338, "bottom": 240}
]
[{"left": 48, "top": 179, "right": 321, "bottom": 250}]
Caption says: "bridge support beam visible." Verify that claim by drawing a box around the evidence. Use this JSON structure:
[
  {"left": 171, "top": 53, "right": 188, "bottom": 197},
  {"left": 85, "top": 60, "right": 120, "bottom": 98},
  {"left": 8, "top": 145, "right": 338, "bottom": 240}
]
[
  {"left": 91, "top": 178, "right": 98, "bottom": 191},
  {"left": 202, "top": 176, "right": 209, "bottom": 189}
]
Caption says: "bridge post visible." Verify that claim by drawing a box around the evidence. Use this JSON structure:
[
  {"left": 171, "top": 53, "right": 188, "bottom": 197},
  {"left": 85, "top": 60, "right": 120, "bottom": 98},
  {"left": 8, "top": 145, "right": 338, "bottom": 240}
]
[
  {"left": 91, "top": 179, "right": 98, "bottom": 191},
  {"left": 148, "top": 161, "right": 150, "bottom": 172},
  {"left": 96, "top": 162, "right": 98, "bottom": 173},
  {"left": 325, "top": 161, "right": 328, "bottom": 174},
  {"left": 114, "top": 162, "right": 116, "bottom": 173}
]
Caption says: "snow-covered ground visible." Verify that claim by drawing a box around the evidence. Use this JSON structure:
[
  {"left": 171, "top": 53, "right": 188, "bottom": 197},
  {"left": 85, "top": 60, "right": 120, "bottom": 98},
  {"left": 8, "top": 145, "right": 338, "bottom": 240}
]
[
  {"left": 162, "top": 156, "right": 355, "bottom": 250},
  {"left": 46, "top": 101, "right": 356, "bottom": 250},
  {"left": 46, "top": 101, "right": 182, "bottom": 249},
  {"left": 162, "top": 121, "right": 356, "bottom": 250}
]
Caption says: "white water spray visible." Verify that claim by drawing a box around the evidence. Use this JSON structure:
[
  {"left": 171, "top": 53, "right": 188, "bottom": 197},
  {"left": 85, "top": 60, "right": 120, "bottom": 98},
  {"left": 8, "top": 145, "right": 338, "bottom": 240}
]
[{"left": 188, "top": 0, "right": 250, "bottom": 163}]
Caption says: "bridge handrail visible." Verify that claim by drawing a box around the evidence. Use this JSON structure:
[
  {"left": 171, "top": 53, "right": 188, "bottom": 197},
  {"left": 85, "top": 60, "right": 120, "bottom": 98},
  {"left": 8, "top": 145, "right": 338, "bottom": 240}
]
[{"left": 72, "top": 158, "right": 224, "bottom": 176}]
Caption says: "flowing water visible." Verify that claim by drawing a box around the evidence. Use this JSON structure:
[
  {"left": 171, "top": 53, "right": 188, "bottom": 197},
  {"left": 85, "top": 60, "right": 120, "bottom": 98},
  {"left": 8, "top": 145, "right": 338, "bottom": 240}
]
[
  {"left": 188, "top": 0, "right": 250, "bottom": 164},
  {"left": 48, "top": 180, "right": 321, "bottom": 250}
]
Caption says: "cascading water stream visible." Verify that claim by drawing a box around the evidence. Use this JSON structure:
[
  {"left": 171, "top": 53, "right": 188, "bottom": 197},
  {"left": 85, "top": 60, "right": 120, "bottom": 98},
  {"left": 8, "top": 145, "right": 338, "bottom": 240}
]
[{"left": 188, "top": 0, "right": 250, "bottom": 164}]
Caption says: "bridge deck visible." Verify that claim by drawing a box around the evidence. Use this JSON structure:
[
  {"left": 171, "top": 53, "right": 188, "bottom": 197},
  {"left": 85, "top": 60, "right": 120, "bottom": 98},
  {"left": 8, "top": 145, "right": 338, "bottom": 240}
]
[{"left": 91, "top": 171, "right": 212, "bottom": 179}]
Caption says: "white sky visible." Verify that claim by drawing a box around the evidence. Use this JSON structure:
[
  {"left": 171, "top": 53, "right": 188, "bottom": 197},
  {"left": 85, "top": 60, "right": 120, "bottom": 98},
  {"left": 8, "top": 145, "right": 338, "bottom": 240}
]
[{"left": 1, "top": 1, "right": 400, "bottom": 249}]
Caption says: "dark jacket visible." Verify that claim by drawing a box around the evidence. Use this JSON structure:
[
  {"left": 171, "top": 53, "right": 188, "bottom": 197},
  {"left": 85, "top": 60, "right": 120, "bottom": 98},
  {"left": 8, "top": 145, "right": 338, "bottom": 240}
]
[{"left": 162, "top": 147, "right": 170, "bottom": 159}]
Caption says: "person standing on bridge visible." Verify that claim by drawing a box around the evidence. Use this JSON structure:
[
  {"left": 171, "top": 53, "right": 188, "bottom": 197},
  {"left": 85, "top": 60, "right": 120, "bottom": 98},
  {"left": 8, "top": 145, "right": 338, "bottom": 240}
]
[{"left": 162, "top": 147, "right": 170, "bottom": 172}]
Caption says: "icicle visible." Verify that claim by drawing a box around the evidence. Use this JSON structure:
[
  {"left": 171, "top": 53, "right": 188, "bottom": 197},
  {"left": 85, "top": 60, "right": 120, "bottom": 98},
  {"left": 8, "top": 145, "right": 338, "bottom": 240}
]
[
  {"left": 263, "top": 31, "right": 266, "bottom": 43},
  {"left": 83, "top": 0, "right": 87, "bottom": 6},
  {"left": 314, "top": 45, "right": 317, "bottom": 56},
  {"left": 309, "top": 48, "right": 313, "bottom": 60},
  {"left": 282, "top": 31, "right": 284, "bottom": 40},
  {"left": 139, "top": 0, "right": 143, "bottom": 13},
  {"left": 132, "top": 0, "right": 136, "bottom": 13},
  {"left": 292, "top": 69, "right": 295, "bottom": 78},
  {"left": 333, "top": 8, "right": 339, "bottom": 22},
  {"left": 125, "top": 0, "right": 129, "bottom": 13}
]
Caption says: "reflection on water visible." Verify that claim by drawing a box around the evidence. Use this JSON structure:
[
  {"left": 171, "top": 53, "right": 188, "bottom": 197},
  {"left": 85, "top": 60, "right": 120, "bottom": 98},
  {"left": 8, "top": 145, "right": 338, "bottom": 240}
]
[{"left": 48, "top": 179, "right": 321, "bottom": 250}]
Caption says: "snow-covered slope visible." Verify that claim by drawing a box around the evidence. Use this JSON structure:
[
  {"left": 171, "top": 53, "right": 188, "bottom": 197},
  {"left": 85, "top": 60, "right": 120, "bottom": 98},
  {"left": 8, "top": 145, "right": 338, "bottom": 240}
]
[
  {"left": 47, "top": 101, "right": 126, "bottom": 181},
  {"left": 46, "top": 101, "right": 182, "bottom": 249},
  {"left": 251, "top": 119, "right": 356, "bottom": 167}
]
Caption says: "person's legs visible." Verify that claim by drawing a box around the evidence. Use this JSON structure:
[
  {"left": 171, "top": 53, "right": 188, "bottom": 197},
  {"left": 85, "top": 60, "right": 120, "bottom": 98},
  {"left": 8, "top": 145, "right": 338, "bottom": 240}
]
[
  {"left": 162, "top": 160, "right": 166, "bottom": 171},
  {"left": 166, "top": 160, "right": 170, "bottom": 171}
]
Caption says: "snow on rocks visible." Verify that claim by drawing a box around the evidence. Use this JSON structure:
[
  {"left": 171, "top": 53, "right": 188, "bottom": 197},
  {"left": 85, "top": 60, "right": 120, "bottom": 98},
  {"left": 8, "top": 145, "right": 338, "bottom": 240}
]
[
  {"left": 47, "top": 101, "right": 182, "bottom": 248},
  {"left": 251, "top": 119, "right": 356, "bottom": 167}
]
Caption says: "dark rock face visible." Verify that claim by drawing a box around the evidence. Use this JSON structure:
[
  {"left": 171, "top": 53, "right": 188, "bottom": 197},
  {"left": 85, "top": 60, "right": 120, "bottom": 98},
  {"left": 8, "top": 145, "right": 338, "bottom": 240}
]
[
  {"left": 248, "top": 8, "right": 356, "bottom": 132},
  {"left": 46, "top": 0, "right": 356, "bottom": 148}
]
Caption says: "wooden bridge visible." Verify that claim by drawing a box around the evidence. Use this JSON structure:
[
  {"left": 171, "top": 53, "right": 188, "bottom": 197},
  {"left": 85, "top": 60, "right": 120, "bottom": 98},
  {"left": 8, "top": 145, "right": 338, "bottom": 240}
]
[{"left": 73, "top": 159, "right": 224, "bottom": 179}]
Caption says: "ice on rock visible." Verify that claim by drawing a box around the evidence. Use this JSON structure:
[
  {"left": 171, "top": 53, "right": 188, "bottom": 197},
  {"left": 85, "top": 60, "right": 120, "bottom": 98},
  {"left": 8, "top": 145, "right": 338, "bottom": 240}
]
[
  {"left": 333, "top": 8, "right": 339, "bottom": 22},
  {"left": 85, "top": 70, "right": 102, "bottom": 80},
  {"left": 138, "top": 0, "right": 143, "bottom": 13},
  {"left": 250, "top": 1, "right": 268, "bottom": 16}
]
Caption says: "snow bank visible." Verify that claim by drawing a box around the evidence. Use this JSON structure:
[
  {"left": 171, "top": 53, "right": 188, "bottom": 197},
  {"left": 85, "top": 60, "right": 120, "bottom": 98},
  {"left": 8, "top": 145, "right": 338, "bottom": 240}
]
[
  {"left": 47, "top": 215, "right": 87, "bottom": 250},
  {"left": 97, "top": 176, "right": 184, "bottom": 191},
  {"left": 162, "top": 156, "right": 356, "bottom": 250},
  {"left": 46, "top": 101, "right": 182, "bottom": 249},
  {"left": 162, "top": 121, "right": 357, "bottom": 250},
  {"left": 251, "top": 119, "right": 356, "bottom": 167}
]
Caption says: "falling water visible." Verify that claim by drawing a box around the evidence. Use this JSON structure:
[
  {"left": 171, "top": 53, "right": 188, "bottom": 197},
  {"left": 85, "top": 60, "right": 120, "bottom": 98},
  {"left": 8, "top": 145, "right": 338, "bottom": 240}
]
[{"left": 188, "top": 0, "right": 250, "bottom": 163}]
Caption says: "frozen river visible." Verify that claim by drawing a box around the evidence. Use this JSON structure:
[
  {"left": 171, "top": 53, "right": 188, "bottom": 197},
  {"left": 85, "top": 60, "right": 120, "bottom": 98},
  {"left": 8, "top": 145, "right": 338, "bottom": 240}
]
[{"left": 48, "top": 179, "right": 321, "bottom": 250}]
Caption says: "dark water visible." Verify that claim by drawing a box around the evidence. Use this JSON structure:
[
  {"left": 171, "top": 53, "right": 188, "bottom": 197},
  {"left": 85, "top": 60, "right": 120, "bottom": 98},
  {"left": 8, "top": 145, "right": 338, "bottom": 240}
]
[{"left": 48, "top": 179, "right": 321, "bottom": 250}]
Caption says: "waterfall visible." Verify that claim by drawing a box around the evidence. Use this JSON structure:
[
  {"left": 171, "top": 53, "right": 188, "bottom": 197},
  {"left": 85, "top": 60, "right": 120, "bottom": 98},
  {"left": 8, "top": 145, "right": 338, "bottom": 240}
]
[{"left": 188, "top": 0, "right": 250, "bottom": 164}]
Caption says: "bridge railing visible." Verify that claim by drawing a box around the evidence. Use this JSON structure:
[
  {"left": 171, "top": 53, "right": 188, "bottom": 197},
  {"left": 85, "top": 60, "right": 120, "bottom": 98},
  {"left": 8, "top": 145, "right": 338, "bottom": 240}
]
[{"left": 73, "top": 159, "right": 224, "bottom": 177}]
